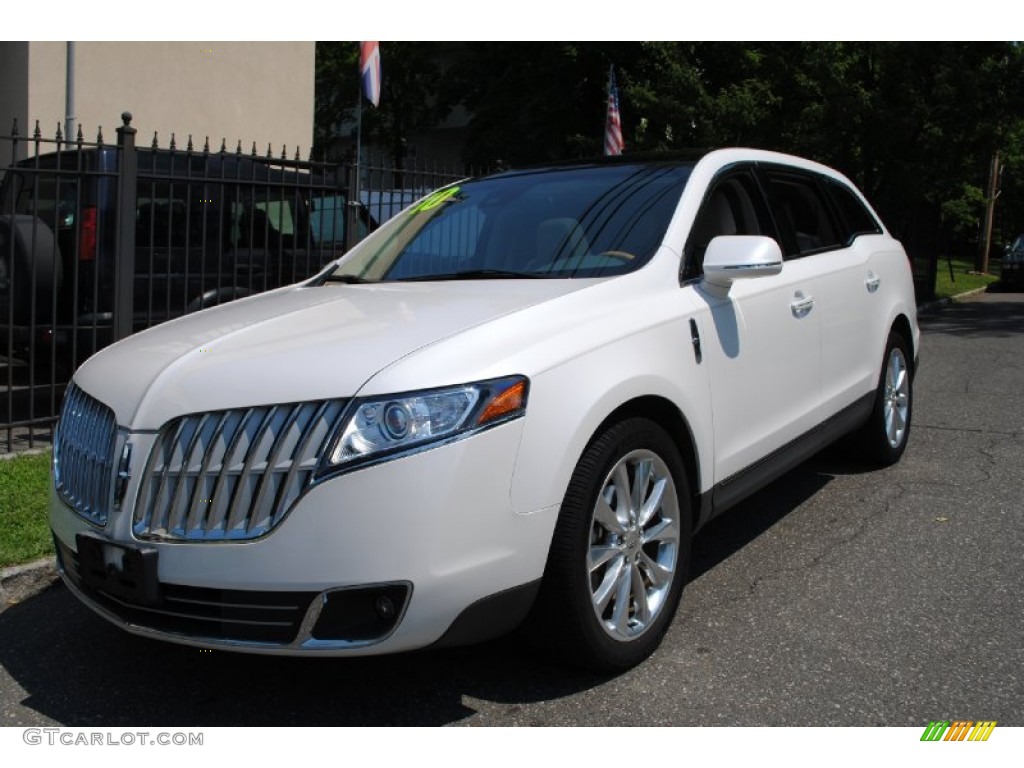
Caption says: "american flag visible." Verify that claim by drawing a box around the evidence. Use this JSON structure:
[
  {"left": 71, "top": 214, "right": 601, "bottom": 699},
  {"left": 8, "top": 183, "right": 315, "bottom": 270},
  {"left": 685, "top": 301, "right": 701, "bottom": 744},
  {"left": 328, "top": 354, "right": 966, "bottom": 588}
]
[
  {"left": 604, "top": 66, "right": 624, "bottom": 156},
  {"left": 360, "top": 41, "right": 382, "bottom": 107}
]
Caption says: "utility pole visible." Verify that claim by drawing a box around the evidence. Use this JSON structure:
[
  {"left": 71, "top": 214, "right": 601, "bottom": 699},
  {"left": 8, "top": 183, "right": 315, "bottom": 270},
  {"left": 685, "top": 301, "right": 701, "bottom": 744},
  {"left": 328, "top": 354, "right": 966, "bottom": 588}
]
[
  {"left": 979, "top": 151, "right": 1002, "bottom": 275},
  {"left": 64, "top": 42, "right": 76, "bottom": 142}
]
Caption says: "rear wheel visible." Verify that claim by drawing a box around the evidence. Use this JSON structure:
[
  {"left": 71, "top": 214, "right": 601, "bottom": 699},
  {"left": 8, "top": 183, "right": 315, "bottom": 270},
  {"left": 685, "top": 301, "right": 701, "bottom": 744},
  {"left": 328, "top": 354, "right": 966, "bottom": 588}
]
[
  {"left": 530, "top": 418, "right": 692, "bottom": 671},
  {"left": 857, "top": 330, "right": 913, "bottom": 465}
]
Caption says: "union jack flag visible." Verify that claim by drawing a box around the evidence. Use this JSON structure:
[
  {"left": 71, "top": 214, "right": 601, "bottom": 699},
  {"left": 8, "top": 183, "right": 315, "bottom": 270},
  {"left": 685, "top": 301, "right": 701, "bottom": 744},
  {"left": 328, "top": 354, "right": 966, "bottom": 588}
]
[
  {"left": 360, "top": 41, "right": 382, "bottom": 107},
  {"left": 604, "top": 66, "right": 624, "bottom": 156}
]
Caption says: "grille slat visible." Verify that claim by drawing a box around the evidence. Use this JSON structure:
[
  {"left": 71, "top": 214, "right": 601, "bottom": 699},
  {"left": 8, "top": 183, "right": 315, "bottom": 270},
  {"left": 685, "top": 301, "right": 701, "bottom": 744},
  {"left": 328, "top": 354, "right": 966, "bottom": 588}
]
[
  {"left": 224, "top": 406, "right": 279, "bottom": 536},
  {"left": 275, "top": 401, "right": 336, "bottom": 518},
  {"left": 184, "top": 410, "right": 233, "bottom": 534},
  {"left": 135, "top": 399, "right": 347, "bottom": 542},
  {"left": 54, "top": 384, "right": 118, "bottom": 526}
]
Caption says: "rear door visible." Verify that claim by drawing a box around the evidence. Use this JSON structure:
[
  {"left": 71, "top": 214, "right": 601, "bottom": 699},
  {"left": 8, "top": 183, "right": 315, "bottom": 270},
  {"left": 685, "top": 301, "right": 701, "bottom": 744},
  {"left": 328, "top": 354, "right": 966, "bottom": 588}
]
[{"left": 762, "top": 168, "right": 887, "bottom": 416}]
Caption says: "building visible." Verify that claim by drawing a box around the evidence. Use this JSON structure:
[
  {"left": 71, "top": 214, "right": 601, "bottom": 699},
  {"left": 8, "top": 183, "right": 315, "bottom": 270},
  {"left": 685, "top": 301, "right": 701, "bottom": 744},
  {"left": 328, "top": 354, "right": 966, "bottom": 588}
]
[{"left": 0, "top": 42, "right": 314, "bottom": 156}]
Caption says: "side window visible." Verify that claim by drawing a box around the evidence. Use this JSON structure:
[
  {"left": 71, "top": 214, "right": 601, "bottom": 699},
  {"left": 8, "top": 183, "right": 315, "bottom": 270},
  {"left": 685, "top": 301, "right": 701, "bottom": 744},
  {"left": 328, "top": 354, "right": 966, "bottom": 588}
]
[
  {"left": 135, "top": 182, "right": 206, "bottom": 248},
  {"left": 823, "top": 178, "right": 882, "bottom": 245},
  {"left": 764, "top": 171, "right": 842, "bottom": 258},
  {"left": 683, "top": 171, "right": 773, "bottom": 280}
]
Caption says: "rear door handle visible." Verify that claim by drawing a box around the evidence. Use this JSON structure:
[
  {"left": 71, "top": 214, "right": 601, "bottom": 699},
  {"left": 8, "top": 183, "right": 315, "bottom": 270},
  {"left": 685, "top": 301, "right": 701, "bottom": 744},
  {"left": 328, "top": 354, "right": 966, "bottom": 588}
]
[{"left": 865, "top": 272, "right": 881, "bottom": 293}]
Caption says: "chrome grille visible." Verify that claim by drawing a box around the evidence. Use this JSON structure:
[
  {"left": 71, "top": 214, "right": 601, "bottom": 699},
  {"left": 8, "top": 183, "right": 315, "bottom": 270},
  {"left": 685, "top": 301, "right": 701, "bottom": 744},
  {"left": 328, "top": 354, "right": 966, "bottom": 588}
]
[
  {"left": 134, "top": 399, "right": 348, "bottom": 542},
  {"left": 54, "top": 383, "right": 118, "bottom": 526}
]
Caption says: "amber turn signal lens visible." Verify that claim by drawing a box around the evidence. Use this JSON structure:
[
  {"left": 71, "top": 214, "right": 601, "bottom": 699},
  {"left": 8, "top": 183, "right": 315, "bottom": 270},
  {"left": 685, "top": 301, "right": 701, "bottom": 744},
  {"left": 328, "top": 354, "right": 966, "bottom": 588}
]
[{"left": 478, "top": 380, "right": 526, "bottom": 425}]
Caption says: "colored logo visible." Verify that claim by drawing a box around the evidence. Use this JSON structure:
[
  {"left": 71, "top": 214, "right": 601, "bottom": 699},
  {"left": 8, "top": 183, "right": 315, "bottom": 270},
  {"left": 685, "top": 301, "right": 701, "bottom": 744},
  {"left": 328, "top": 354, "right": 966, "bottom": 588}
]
[
  {"left": 920, "top": 720, "right": 997, "bottom": 742},
  {"left": 409, "top": 187, "right": 460, "bottom": 214}
]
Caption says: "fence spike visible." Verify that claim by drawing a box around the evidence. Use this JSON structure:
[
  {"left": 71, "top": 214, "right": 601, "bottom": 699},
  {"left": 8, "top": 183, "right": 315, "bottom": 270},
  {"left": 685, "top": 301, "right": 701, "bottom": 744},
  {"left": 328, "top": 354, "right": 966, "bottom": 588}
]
[
  {"left": 55, "top": 123, "right": 63, "bottom": 142},
  {"left": 280, "top": 144, "right": 287, "bottom": 160},
  {"left": 151, "top": 131, "right": 159, "bottom": 149},
  {"left": 169, "top": 132, "right": 176, "bottom": 150},
  {"left": 187, "top": 134, "right": 194, "bottom": 152},
  {"left": 251, "top": 141, "right": 258, "bottom": 157},
  {"left": 236, "top": 139, "right": 243, "bottom": 156},
  {"left": 203, "top": 136, "right": 210, "bottom": 153},
  {"left": 96, "top": 126, "right": 104, "bottom": 145},
  {"left": 266, "top": 143, "right": 273, "bottom": 159},
  {"left": 76, "top": 125, "right": 84, "bottom": 145},
  {"left": 10, "top": 117, "right": 18, "bottom": 136},
  {"left": 33, "top": 120, "right": 41, "bottom": 139},
  {"left": 294, "top": 146, "right": 301, "bottom": 162},
  {"left": 220, "top": 138, "right": 227, "bottom": 153}
]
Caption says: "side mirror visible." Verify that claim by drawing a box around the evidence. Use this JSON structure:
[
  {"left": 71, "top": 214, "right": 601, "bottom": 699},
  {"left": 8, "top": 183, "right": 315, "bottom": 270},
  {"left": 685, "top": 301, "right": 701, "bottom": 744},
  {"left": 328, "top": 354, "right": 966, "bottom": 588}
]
[{"left": 703, "top": 235, "right": 784, "bottom": 288}]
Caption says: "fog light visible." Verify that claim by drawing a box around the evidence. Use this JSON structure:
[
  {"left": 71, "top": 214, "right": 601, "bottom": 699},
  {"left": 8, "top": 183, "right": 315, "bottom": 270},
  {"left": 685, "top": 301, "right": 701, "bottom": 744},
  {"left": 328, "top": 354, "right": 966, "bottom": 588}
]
[
  {"left": 375, "top": 595, "right": 395, "bottom": 619},
  {"left": 310, "top": 583, "right": 410, "bottom": 642}
]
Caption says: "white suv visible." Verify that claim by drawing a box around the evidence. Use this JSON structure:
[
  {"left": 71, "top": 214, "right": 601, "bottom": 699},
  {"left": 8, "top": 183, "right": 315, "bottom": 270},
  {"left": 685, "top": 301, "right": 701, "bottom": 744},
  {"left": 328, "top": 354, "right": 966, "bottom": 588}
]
[{"left": 50, "top": 149, "right": 919, "bottom": 671}]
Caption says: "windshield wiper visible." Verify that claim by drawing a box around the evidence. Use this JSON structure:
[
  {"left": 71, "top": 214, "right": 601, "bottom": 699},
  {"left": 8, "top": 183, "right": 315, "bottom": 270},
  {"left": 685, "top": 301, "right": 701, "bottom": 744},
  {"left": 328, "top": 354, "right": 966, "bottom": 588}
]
[
  {"left": 319, "top": 273, "right": 376, "bottom": 284},
  {"left": 395, "top": 269, "right": 543, "bottom": 282}
]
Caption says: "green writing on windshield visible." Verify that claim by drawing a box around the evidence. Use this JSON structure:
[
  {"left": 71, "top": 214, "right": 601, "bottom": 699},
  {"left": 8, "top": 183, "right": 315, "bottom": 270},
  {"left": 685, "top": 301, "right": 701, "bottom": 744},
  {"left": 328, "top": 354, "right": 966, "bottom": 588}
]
[{"left": 409, "top": 186, "right": 461, "bottom": 214}]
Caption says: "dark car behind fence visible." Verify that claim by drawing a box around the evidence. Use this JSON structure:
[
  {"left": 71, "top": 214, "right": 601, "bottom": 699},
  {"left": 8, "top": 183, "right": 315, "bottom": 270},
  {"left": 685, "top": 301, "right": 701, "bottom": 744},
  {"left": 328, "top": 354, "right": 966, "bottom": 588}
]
[{"left": 2, "top": 113, "right": 467, "bottom": 453}]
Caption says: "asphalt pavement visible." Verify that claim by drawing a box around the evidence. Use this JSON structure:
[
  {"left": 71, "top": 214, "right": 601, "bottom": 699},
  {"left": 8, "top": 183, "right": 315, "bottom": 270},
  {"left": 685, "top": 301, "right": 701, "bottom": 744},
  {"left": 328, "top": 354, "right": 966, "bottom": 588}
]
[{"left": 1, "top": 290, "right": 1021, "bottom": 726}]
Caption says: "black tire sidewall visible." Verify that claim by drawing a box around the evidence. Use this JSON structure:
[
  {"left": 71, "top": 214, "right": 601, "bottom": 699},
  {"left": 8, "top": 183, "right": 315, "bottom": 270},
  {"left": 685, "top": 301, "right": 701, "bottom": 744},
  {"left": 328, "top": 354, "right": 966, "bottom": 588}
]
[
  {"left": 863, "top": 331, "right": 913, "bottom": 466},
  {"left": 546, "top": 417, "right": 692, "bottom": 671}
]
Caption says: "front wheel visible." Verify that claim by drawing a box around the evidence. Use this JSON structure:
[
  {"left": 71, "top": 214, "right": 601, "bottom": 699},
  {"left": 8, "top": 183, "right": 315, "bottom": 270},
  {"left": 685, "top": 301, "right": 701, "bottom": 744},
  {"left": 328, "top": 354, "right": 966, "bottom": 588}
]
[
  {"left": 529, "top": 418, "right": 692, "bottom": 671},
  {"left": 857, "top": 330, "right": 913, "bottom": 466}
]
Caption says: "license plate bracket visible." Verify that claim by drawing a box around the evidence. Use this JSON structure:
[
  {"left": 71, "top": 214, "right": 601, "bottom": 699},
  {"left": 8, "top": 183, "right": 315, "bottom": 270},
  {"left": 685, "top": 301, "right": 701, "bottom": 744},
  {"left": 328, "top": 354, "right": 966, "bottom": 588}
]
[{"left": 76, "top": 534, "right": 160, "bottom": 606}]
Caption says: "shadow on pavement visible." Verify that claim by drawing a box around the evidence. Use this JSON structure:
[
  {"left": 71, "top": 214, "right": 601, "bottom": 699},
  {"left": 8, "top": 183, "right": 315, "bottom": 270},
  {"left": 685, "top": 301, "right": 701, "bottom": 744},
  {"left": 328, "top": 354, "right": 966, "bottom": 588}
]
[
  {"left": 690, "top": 443, "right": 869, "bottom": 581},
  {"left": 920, "top": 290, "right": 1024, "bottom": 337},
  {"left": 0, "top": 445, "right": 872, "bottom": 727},
  {"left": 0, "top": 583, "right": 610, "bottom": 726}
]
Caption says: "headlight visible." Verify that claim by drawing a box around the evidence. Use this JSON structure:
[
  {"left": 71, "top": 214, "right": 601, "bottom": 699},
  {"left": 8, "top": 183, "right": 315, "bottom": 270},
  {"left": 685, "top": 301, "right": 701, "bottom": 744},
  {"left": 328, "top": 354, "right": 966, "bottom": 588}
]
[{"left": 319, "top": 375, "right": 528, "bottom": 475}]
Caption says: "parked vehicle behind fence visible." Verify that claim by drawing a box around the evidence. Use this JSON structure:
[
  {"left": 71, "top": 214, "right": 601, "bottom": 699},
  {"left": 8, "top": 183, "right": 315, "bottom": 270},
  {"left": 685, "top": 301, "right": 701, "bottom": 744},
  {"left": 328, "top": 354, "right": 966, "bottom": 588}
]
[
  {"left": 1, "top": 145, "right": 367, "bottom": 374},
  {"left": 1001, "top": 234, "right": 1024, "bottom": 290}
]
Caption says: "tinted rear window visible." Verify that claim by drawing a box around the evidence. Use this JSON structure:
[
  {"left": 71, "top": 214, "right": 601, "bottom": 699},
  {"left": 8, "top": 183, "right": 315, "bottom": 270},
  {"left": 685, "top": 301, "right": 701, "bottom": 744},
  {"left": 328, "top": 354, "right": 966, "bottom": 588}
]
[{"left": 824, "top": 178, "right": 882, "bottom": 244}]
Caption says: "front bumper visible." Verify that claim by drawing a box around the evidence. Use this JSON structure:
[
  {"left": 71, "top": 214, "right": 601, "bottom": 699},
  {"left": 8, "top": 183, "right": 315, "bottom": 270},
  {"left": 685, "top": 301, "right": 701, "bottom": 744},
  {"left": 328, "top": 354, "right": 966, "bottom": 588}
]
[{"left": 50, "top": 419, "right": 558, "bottom": 655}]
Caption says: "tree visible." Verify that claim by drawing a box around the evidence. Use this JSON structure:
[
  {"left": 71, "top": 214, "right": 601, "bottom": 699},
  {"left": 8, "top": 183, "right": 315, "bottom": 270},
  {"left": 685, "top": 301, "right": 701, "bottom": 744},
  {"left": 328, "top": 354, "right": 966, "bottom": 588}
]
[
  {"left": 314, "top": 42, "right": 1024, "bottom": 270},
  {"left": 313, "top": 42, "right": 448, "bottom": 164}
]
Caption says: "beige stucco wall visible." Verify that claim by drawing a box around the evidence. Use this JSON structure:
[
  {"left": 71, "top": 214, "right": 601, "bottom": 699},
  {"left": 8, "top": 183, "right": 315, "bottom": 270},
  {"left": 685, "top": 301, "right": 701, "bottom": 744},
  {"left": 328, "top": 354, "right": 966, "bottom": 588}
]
[{"left": 11, "top": 42, "right": 314, "bottom": 155}]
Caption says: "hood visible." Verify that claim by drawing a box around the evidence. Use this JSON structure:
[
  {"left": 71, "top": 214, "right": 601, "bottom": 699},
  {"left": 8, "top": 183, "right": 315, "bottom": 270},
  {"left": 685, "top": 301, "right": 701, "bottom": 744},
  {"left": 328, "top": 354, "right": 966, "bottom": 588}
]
[{"left": 74, "top": 280, "right": 592, "bottom": 429}]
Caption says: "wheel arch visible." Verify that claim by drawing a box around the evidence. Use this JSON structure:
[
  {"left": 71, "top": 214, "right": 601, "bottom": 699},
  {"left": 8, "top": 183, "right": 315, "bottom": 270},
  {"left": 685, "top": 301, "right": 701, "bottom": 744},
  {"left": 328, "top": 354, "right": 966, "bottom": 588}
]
[
  {"left": 890, "top": 312, "right": 916, "bottom": 375},
  {"left": 577, "top": 395, "right": 704, "bottom": 534}
]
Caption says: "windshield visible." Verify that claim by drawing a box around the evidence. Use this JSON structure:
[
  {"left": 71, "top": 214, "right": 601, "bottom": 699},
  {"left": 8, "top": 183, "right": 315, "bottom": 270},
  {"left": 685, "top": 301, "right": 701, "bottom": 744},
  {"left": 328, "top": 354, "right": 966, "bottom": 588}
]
[{"left": 321, "top": 162, "right": 692, "bottom": 282}]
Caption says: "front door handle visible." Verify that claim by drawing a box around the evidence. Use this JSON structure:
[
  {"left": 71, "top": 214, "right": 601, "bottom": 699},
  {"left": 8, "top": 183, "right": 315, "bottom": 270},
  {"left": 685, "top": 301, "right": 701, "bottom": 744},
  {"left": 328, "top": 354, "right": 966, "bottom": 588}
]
[
  {"left": 790, "top": 291, "right": 814, "bottom": 318},
  {"left": 865, "top": 272, "right": 881, "bottom": 293}
]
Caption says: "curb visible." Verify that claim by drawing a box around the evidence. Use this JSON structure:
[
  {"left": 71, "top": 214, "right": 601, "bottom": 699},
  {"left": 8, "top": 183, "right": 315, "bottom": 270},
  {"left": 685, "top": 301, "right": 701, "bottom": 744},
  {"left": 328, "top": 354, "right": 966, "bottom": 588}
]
[
  {"left": 917, "top": 285, "right": 990, "bottom": 314},
  {"left": 0, "top": 556, "right": 59, "bottom": 612}
]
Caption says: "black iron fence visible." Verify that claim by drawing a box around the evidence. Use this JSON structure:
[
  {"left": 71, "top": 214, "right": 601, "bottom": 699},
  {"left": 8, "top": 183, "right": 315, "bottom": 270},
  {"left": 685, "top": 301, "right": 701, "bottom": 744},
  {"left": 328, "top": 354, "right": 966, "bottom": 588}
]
[{"left": 2, "top": 113, "right": 468, "bottom": 453}]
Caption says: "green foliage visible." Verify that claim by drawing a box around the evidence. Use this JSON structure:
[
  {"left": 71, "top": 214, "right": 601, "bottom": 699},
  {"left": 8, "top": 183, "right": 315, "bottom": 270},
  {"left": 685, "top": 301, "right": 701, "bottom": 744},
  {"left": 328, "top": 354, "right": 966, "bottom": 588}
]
[
  {"left": 0, "top": 453, "right": 53, "bottom": 568},
  {"left": 934, "top": 256, "right": 1000, "bottom": 300},
  {"left": 941, "top": 184, "right": 987, "bottom": 238},
  {"left": 315, "top": 42, "right": 1024, "bottom": 266},
  {"left": 314, "top": 42, "right": 449, "bottom": 163}
]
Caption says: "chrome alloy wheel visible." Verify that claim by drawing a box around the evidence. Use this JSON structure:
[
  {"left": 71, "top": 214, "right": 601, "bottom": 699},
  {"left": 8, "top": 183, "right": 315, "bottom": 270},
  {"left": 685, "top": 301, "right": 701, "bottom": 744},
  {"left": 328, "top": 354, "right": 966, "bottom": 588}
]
[
  {"left": 588, "top": 449, "right": 680, "bottom": 641},
  {"left": 883, "top": 346, "right": 910, "bottom": 448}
]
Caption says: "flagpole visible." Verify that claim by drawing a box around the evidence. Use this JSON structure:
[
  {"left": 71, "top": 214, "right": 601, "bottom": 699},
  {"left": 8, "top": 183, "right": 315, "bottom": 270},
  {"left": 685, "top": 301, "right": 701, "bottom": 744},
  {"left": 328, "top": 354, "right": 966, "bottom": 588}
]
[{"left": 354, "top": 78, "right": 363, "bottom": 210}]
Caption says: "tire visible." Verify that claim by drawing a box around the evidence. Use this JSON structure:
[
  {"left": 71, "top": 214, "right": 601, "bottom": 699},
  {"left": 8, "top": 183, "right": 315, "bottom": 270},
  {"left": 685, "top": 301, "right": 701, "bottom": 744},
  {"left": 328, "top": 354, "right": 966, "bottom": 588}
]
[
  {"left": 529, "top": 418, "right": 692, "bottom": 672},
  {"left": 0, "top": 214, "right": 64, "bottom": 325},
  {"left": 857, "top": 330, "right": 913, "bottom": 466}
]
